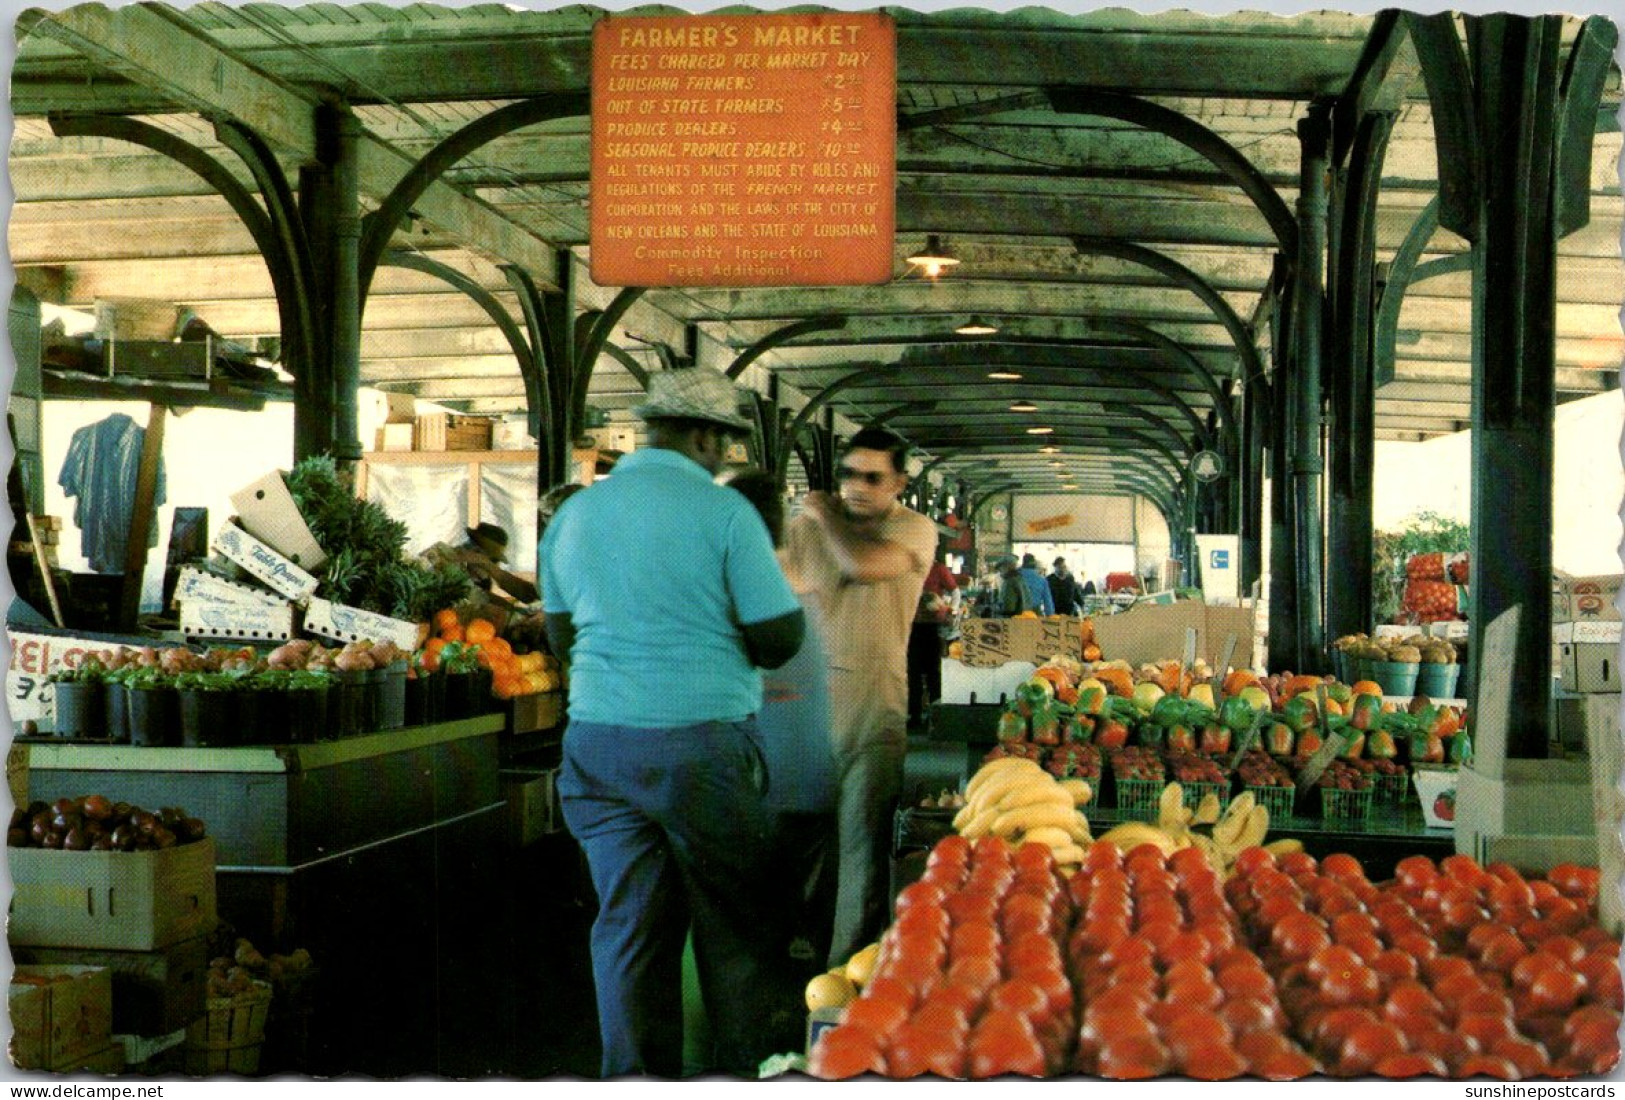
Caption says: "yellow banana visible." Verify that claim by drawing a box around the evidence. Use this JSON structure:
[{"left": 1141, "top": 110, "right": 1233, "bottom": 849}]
[
  {"left": 1096, "top": 822, "right": 1181, "bottom": 857},
  {"left": 1264, "top": 838, "right": 1305, "bottom": 857},
  {"left": 1050, "top": 843, "right": 1087, "bottom": 866},
  {"left": 993, "top": 780, "right": 1075, "bottom": 814},
  {"left": 959, "top": 806, "right": 999, "bottom": 840},
  {"left": 1016, "top": 825, "right": 1076, "bottom": 850},
  {"left": 967, "top": 768, "right": 1054, "bottom": 815},
  {"left": 965, "top": 757, "right": 1042, "bottom": 801},
  {"left": 992, "top": 802, "right": 1080, "bottom": 838},
  {"left": 1059, "top": 778, "right": 1093, "bottom": 806},
  {"left": 1192, "top": 792, "right": 1222, "bottom": 826}
]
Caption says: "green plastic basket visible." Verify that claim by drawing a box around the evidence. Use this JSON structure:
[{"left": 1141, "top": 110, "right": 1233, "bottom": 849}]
[
  {"left": 1114, "top": 777, "right": 1165, "bottom": 820},
  {"left": 1373, "top": 772, "right": 1410, "bottom": 804},
  {"left": 1320, "top": 786, "right": 1374, "bottom": 822},
  {"left": 1180, "top": 780, "right": 1230, "bottom": 816},
  {"left": 1246, "top": 785, "right": 1296, "bottom": 822}
]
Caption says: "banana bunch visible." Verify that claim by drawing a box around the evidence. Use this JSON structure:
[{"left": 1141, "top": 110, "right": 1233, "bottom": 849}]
[
  {"left": 953, "top": 757, "right": 1093, "bottom": 867},
  {"left": 1095, "top": 785, "right": 1289, "bottom": 876}
]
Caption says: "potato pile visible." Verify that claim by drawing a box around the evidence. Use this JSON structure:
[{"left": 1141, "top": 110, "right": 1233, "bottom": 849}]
[
  {"left": 207, "top": 938, "right": 314, "bottom": 999},
  {"left": 265, "top": 639, "right": 402, "bottom": 672},
  {"left": 1335, "top": 632, "right": 1457, "bottom": 666}
]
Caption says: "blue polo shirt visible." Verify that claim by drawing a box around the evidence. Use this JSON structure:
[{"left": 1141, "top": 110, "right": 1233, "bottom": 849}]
[{"left": 541, "top": 448, "right": 800, "bottom": 728}]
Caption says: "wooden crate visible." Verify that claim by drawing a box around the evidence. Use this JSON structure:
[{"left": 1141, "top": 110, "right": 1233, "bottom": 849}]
[
  {"left": 9, "top": 965, "right": 115, "bottom": 1071},
  {"left": 183, "top": 982, "right": 272, "bottom": 1076},
  {"left": 414, "top": 412, "right": 495, "bottom": 452}
]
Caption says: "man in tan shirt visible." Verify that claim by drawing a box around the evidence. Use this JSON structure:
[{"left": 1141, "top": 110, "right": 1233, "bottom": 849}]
[{"left": 783, "top": 428, "right": 938, "bottom": 967}]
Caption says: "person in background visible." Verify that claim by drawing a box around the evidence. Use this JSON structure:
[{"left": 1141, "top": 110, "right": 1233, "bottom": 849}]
[
  {"left": 992, "top": 555, "right": 1032, "bottom": 617},
  {"left": 1018, "top": 553, "right": 1056, "bottom": 616},
  {"left": 1047, "top": 556, "right": 1084, "bottom": 616},
  {"left": 425, "top": 522, "right": 541, "bottom": 605},
  {"left": 907, "top": 554, "right": 960, "bottom": 726},
  {"left": 542, "top": 368, "right": 805, "bottom": 1077},
  {"left": 721, "top": 468, "right": 839, "bottom": 974},
  {"left": 1081, "top": 575, "right": 1099, "bottom": 598},
  {"left": 782, "top": 427, "right": 937, "bottom": 969}
]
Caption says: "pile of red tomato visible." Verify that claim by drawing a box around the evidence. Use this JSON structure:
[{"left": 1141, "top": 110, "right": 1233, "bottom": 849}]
[{"left": 810, "top": 837, "right": 1620, "bottom": 1080}]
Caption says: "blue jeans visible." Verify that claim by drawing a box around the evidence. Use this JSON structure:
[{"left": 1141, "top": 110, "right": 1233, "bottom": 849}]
[{"left": 558, "top": 717, "right": 784, "bottom": 1077}]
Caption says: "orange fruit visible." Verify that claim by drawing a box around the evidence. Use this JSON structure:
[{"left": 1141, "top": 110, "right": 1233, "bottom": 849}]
[
  {"left": 1351, "top": 680, "right": 1383, "bottom": 698},
  {"left": 484, "top": 637, "right": 512, "bottom": 660},
  {"left": 466, "top": 619, "right": 497, "bottom": 645},
  {"left": 439, "top": 624, "right": 465, "bottom": 644},
  {"left": 434, "top": 609, "right": 461, "bottom": 633}
]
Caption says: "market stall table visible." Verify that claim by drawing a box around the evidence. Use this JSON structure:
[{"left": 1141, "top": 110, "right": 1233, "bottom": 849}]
[{"left": 20, "top": 715, "right": 511, "bottom": 1077}]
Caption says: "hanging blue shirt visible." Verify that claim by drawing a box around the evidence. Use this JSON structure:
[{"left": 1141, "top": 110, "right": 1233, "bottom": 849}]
[
  {"left": 58, "top": 413, "right": 166, "bottom": 574},
  {"left": 541, "top": 448, "right": 800, "bottom": 728}
]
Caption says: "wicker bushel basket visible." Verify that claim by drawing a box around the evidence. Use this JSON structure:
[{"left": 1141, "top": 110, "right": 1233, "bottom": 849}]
[{"left": 183, "top": 981, "right": 273, "bottom": 1076}]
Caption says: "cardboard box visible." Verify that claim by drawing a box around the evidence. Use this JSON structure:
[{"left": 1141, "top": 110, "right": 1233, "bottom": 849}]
[
  {"left": 375, "top": 423, "right": 415, "bottom": 452},
  {"left": 1089, "top": 600, "right": 1257, "bottom": 672},
  {"left": 508, "top": 692, "right": 563, "bottom": 735},
  {"left": 958, "top": 617, "right": 1088, "bottom": 668},
  {"left": 384, "top": 391, "right": 417, "bottom": 423},
  {"left": 302, "top": 597, "right": 422, "bottom": 651},
  {"left": 1554, "top": 621, "right": 1622, "bottom": 693},
  {"left": 415, "top": 412, "right": 495, "bottom": 452},
  {"left": 1554, "top": 571, "right": 1622, "bottom": 622},
  {"left": 63, "top": 1043, "right": 125, "bottom": 1074},
  {"left": 501, "top": 767, "right": 562, "bottom": 847},
  {"left": 179, "top": 600, "right": 295, "bottom": 643},
  {"left": 940, "top": 658, "right": 1038, "bottom": 705},
  {"left": 174, "top": 566, "right": 284, "bottom": 609},
  {"left": 212, "top": 521, "right": 320, "bottom": 603},
  {"left": 1412, "top": 765, "right": 1459, "bottom": 829},
  {"left": 13, "top": 936, "right": 208, "bottom": 1038},
  {"left": 229, "top": 473, "right": 327, "bottom": 573},
  {"left": 8, "top": 839, "right": 218, "bottom": 951},
  {"left": 9, "top": 965, "right": 114, "bottom": 1070}
]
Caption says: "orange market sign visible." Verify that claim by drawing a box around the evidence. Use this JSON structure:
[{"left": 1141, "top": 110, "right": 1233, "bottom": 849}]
[
  {"left": 1026, "top": 513, "right": 1075, "bottom": 535},
  {"left": 590, "top": 13, "right": 896, "bottom": 287}
]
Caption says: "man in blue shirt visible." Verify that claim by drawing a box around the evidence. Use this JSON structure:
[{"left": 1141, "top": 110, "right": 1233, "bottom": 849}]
[
  {"left": 542, "top": 368, "right": 804, "bottom": 1077},
  {"left": 1019, "top": 553, "right": 1056, "bottom": 615}
]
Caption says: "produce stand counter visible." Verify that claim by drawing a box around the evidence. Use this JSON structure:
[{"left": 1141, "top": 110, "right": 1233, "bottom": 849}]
[
  {"left": 895, "top": 804, "right": 1453, "bottom": 888},
  {"left": 918, "top": 701, "right": 1457, "bottom": 879},
  {"left": 22, "top": 715, "right": 511, "bottom": 1077}
]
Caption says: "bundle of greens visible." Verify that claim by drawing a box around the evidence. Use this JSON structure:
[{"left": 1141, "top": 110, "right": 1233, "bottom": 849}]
[{"left": 285, "top": 456, "right": 472, "bottom": 621}]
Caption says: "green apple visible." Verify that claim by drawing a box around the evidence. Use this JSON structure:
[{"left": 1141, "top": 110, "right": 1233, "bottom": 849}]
[{"left": 1238, "top": 685, "right": 1272, "bottom": 712}]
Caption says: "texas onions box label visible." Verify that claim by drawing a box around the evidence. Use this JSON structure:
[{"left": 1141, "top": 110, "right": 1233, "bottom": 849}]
[{"left": 589, "top": 13, "right": 896, "bottom": 287}]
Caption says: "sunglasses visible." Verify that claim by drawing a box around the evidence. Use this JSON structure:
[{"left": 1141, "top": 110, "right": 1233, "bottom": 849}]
[{"left": 837, "top": 466, "right": 891, "bottom": 487}]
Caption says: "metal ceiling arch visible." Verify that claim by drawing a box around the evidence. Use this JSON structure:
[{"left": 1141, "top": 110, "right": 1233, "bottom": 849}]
[
  {"left": 383, "top": 248, "right": 540, "bottom": 433},
  {"left": 356, "top": 92, "right": 592, "bottom": 305},
  {"left": 1070, "top": 236, "right": 1265, "bottom": 385},
  {"left": 724, "top": 315, "right": 849, "bottom": 380}
]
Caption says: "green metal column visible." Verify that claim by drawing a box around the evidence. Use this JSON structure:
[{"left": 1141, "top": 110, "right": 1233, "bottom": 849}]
[
  {"left": 1326, "top": 112, "right": 1395, "bottom": 644},
  {"left": 1239, "top": 379, "right": 1265, "bottom": 598},
  {"left": 1467, "top": 16, "right": 1562, "bottom": 755},
  {"left": 1291, "top": 102, "right": 1331, "bottom": 671},
  {"left": 328, "top": 108, "right": 364, "bottom": 465},
  {"left": 1268, "top": 306, "right": 1299, "bottom": 671}
]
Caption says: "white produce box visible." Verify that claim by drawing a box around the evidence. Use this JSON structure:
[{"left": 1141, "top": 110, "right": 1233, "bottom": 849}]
[
  {"left": 179, "top": 600, "right": 295, "bottom": 643},
  {"left": 174, "top": 566, "right": 284, "bottom": 609},
  {"left": 303, "top": 597, "right": 421, "bottom": 651},
  {"left": 940, "top": 658, "right": 1038, "bottom": 706},
  {"left": 212, "top": 521, "right": 320, "bottom": 603}
]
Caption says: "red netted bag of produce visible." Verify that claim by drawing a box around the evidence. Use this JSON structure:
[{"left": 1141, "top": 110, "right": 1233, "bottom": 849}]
[
  {"left": 1404, "top": 579, "right": 1465, "bottom": 620},
  {"left": 1406, "top": 552, "right": 1446, "bottom": 581}
]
